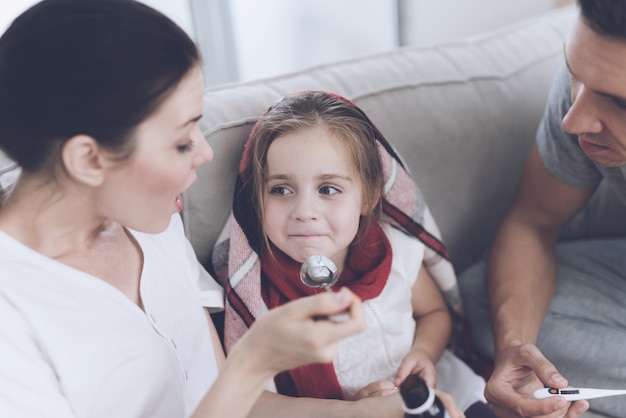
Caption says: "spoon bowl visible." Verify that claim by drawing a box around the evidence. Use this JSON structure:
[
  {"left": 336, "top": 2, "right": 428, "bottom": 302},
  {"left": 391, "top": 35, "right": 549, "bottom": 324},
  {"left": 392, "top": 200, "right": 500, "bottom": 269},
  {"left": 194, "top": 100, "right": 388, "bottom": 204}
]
[
  {"left": 299, "top": 255, "right": 349, "bottom": 322},
  {"left": 300, "top": 255, "right": 338, "bottom": 289}
]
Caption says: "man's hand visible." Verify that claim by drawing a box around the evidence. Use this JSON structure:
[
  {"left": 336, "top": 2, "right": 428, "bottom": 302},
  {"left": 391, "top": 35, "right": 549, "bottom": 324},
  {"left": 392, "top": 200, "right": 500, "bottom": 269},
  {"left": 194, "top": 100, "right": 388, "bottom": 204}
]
[{"left": 487, "top": 343, "right": 589, "bottom": 417}]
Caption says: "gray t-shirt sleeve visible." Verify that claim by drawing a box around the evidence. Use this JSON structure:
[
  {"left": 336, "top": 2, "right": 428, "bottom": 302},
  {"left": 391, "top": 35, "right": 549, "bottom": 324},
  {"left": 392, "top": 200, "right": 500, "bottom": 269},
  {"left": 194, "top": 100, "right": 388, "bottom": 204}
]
[{"left": 536, "top": 62, "right": 602, "bottom": 188}]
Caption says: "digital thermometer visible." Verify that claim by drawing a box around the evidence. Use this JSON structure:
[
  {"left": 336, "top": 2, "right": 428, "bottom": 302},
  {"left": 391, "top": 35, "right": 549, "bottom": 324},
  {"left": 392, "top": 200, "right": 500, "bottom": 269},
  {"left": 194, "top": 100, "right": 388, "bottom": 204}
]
[{"left": 534, "top": 387, "right": 626, "bottom": 401}]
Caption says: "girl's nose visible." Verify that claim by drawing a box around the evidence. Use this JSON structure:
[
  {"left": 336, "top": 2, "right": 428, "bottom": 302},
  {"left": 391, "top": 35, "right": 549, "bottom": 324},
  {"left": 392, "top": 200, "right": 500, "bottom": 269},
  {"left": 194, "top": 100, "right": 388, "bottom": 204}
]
[{"left": 292, "top": 194, "right": 319, "bottom": 221}]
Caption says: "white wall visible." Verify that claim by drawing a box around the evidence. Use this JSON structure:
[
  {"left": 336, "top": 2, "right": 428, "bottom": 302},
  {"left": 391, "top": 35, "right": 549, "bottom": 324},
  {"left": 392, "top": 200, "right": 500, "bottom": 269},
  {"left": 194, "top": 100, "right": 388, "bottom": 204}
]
[
  {"left": 229, "top": 0, "right": 397, "bottom": 82},
  {"left": 400, "top": 0, "right": 565, "bottom": 46},
  {"left": 228, "top": 0, "right": 570, "bottom": 82},
  {"left": 0, "top": 0, "right": 573, "bottom": 84}
]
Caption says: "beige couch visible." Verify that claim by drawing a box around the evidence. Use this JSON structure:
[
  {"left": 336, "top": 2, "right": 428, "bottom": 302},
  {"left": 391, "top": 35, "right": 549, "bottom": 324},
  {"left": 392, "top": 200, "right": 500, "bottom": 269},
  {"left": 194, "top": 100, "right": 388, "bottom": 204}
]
[{"left": 185, "top": 5, "right": 625, "bottom": 281}]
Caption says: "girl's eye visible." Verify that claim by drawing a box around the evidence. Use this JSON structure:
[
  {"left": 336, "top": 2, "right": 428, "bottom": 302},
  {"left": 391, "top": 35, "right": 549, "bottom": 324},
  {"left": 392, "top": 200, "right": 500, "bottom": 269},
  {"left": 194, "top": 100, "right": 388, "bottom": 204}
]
[
  {"left": 270, "top": 186, "right": 292, "bottom": 196},
  {"left": 177, "top": 139, "right": 195, "bottom": 153},
  {"left": 319, "top": 185, "right": 340, "bottom": 195}
]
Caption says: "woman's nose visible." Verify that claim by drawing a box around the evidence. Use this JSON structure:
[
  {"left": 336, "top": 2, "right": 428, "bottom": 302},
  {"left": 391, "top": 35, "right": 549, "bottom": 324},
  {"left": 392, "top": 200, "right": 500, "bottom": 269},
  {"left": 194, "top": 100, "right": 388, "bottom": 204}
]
[{"left": 193, "top": 132, "right": 214, "bottom": 168}]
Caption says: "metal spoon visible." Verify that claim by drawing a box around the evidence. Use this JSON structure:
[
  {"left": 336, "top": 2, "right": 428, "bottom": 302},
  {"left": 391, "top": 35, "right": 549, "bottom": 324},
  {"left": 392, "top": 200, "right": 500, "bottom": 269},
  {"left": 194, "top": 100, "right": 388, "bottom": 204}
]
[
  {"left": 300, "top": 255, "right": 339, "bottom": 290},
  {"left": 300, "top": 255, "right": 349, "bottom": 322}
]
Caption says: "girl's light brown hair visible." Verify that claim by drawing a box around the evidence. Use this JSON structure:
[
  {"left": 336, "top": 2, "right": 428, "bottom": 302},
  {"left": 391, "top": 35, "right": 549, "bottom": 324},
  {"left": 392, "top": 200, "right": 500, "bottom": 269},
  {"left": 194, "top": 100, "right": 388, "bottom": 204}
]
[{"left": 241, "top": 91, "right": 385, "bottom": 252}]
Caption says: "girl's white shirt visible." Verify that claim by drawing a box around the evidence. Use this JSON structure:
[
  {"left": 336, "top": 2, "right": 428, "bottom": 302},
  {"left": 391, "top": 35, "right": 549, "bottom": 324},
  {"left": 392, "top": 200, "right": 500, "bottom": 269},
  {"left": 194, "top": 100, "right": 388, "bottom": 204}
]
[
  {"left": 0, "top": 214, "right": 223, "bottom": 418},
  {"left": 333, "top": 223, "right": 424, "bottom": 399},
  {"left": 333, "top": 223, "right": 485, "bottom": 410}
]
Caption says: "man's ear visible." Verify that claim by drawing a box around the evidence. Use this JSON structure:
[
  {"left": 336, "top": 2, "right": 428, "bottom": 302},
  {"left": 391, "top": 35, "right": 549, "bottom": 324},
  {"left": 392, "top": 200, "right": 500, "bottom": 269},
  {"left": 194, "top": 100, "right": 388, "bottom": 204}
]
[{"left": 61, "top": 135, "right": 106, "bottom": 187}]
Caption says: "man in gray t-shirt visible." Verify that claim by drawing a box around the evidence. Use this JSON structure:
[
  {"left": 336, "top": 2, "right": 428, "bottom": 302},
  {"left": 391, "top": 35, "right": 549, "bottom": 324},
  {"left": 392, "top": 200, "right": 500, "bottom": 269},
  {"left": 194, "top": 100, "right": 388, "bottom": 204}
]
[
  {"left": 539, "top": 64, "right": 626, "bottom": 202},
  {"left": 459, "top": 1, "right": 626, "bottom": 417}
]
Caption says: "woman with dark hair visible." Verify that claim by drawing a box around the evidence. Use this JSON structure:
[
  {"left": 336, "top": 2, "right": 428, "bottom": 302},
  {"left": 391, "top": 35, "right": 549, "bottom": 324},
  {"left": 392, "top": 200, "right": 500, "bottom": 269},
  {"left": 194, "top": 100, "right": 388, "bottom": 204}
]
[{"left": 0, "top": 1, "right": 372, "bottom": 417}]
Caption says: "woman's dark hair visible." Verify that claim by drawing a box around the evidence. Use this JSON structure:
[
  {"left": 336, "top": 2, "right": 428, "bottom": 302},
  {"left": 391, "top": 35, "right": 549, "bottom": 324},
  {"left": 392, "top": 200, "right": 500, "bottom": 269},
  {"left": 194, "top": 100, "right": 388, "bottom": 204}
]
[
  {"left": 578, "top": 0, "right": 626, "bottom": 39},
  {"left": 0, "top": 0, "right": 200, "bottom": 172}
]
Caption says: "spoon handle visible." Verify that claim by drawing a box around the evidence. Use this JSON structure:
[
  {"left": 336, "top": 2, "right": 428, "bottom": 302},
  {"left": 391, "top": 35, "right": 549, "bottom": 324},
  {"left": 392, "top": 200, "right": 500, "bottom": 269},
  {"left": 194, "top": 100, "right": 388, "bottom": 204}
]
[{"left": 322, "top": 286, "right": 350, "bottom": 322}]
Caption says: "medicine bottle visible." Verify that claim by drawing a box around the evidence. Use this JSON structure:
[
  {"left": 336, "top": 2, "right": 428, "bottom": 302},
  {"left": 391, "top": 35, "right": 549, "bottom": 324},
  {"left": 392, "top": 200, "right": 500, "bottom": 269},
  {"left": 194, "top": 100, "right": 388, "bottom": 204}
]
[{"left": 399, "top": 374, "right": 449, "bottom": 418}]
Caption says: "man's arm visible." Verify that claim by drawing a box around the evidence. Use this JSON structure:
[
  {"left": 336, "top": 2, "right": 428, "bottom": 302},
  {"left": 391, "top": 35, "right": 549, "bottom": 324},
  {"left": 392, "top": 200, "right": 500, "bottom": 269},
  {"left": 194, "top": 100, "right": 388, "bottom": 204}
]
[
  {"left": 487, "top": 144, "right": 594, "bottom": 355},
  {"left": 484, "top": 144, "right": 594, "bottom": 417}
]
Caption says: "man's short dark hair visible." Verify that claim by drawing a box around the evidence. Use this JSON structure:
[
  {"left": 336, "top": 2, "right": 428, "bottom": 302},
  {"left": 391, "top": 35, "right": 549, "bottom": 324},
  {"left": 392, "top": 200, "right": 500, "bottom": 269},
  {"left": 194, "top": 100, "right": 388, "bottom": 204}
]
[{"left": 579, "top": 0, "right": 626, "bottom": 39}]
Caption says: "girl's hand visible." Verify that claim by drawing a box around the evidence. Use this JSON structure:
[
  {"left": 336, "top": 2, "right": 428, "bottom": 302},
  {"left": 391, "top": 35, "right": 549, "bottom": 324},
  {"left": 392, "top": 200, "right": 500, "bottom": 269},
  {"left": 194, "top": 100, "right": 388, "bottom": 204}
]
[
  {"left": 394, "top": 348, "right": 437, "bottom": 388},
  {"left": 352, "top": 380, "right": 398, "bottom": 400}
]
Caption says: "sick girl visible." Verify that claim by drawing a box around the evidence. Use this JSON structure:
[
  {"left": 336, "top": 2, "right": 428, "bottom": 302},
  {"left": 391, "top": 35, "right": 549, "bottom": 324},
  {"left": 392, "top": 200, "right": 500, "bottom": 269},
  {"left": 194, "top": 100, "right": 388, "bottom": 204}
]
[{"left": 213, "top": 91, "right": 494, "bottom": 417}]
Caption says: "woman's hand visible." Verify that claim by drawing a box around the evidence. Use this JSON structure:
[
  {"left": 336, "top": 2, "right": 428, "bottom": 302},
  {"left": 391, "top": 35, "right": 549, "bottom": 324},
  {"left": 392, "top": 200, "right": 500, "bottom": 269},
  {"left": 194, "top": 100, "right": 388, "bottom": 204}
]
[
  {"left": 234, "top": 287, "right": 366, "bottom": 376},
  {"left": 198, "top": 288, "right": 365, "bottom": 418},
  {"left": 435, "top": 389, "right": 465, "bottom": 418}
]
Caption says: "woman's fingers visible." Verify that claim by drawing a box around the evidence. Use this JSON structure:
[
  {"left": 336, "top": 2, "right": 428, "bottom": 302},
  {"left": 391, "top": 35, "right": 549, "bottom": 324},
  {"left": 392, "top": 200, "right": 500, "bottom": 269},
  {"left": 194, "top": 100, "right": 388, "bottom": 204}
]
[
  {"left": 277, "top": 287, "right": 366, "bottom": 341},
  {"left": 435, "top": 389, "right": 465, "bottom": 418},
  {"left": 246, "top": 288, "right": 366, "bottom": 371}
]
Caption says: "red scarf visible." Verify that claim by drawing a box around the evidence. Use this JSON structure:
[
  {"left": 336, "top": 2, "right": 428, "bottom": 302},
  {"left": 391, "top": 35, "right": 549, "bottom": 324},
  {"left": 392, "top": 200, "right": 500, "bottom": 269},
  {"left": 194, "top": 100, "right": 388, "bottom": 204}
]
[{"left": 260, "top": 220, "right": 392, "bottom": 399}]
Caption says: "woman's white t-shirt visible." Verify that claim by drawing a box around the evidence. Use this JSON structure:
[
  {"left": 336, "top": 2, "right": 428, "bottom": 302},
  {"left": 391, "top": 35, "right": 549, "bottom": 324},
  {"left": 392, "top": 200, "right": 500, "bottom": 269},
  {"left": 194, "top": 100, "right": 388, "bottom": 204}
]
[{"left": 0, "top": 214, "right": 223, "bottom": 418}]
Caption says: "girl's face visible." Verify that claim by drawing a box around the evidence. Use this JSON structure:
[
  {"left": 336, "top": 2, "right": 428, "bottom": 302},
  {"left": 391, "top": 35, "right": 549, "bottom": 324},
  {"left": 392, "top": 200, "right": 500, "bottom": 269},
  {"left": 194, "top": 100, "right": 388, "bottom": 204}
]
[
  {"left": 263, "top": 126, "right": 366, "bottom": 272},
  {"left": 97, "top": 66, "right": 213, "bottom": 233}
]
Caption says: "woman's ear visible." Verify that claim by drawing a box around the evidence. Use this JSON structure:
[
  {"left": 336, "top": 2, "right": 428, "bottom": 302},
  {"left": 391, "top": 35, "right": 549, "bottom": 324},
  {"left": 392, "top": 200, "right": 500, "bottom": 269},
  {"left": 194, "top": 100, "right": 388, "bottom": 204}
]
[{"left": 61, "top": 135, "right": 106, "bottom": 187}]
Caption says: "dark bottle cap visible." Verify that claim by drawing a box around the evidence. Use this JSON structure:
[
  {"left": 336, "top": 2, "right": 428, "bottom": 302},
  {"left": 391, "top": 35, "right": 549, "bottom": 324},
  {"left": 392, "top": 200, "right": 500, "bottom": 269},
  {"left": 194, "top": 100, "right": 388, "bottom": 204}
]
[{"left": 399, "top": 374, "right": 431, "bottom": 409}]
